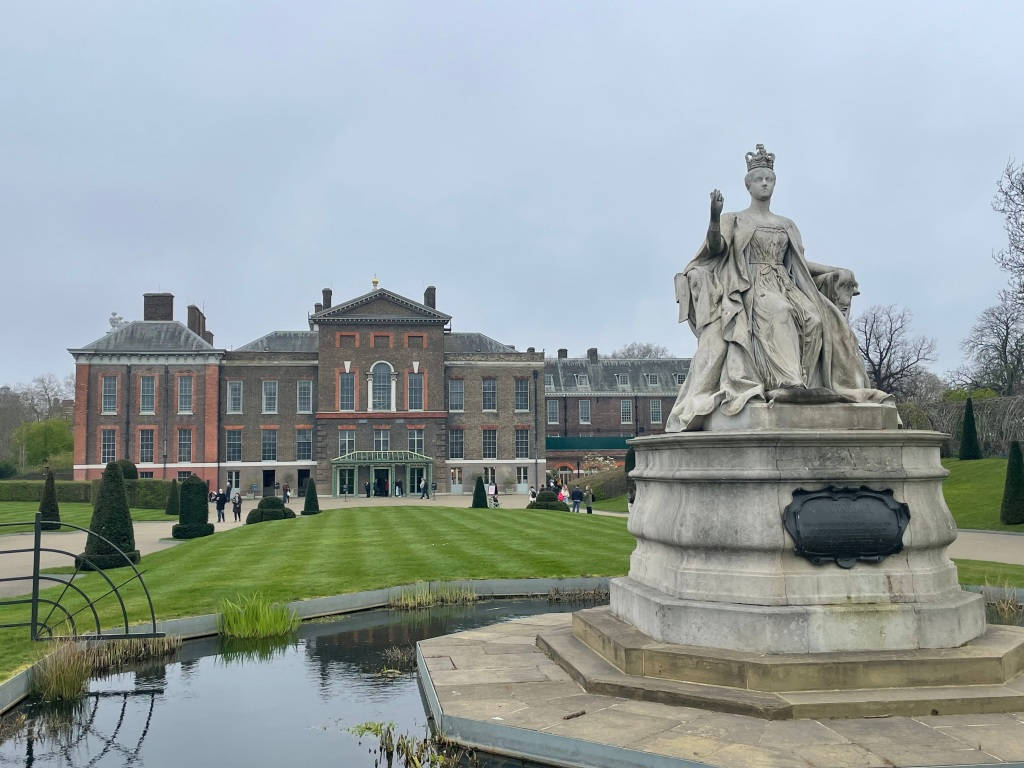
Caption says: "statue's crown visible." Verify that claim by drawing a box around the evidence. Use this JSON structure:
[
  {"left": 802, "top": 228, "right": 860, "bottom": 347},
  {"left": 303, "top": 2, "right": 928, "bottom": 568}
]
[{"left": 745, "top": 144, "right": 775, "bottom": 172}]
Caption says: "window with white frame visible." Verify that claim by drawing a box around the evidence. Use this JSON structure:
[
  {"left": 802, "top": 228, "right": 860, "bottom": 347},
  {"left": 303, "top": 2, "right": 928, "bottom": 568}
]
[
  {"left": 515, "top": 428, "right": 529, "bottom": 459},
  {"left": 261, "top": 429, "right": 277, "bottom": 461},
  {"left": 297, "top": 380, "right": 313, "bottom": 413},
  {"left": 448, "top": 429, "right": 464, "bottom": 459},
  {"left": 296, "top": 428, "right": 313, "bottom": 460},
  {"left": 178, "top": 376, "right": 193, "bottom": 414},
  {"left": 575, "top": 373, "right": 590, "bottom": 388},
  {"left": 373, "top": 428, "right": 390, "bottom": 451},
  {"left": 546, "top": 400, "right": 559, "bottom": 424},
  {"left": 339, "top": 373, "right": 355, "bottom": 411},
  {"left": 227, "top": 381, "right": 243, "bottom": 414},
  {"left": 408, "top": 373, "right": 424, "bottom": 410},
  {"left": 516, "top": 466, "right": 529, "bottom": 484},
  {"left": 673, "top": 372, "right": 686, "bottom": 385},
  {"left": 177, "top": 471, "right": 191, "bottom": 481},
  {"left": 226, "top": 430, "right": 242, "bottom": 462},
  {"left": 448, "top": 379, "right": 464, "bottom": 411},
  {"left": 371, "top": 363, "right": 392, "bottom": 410},
  {"left": 482, "top": 428, "right": 497, "bottom": 459},
  {"left": 645, "top": 372, "right": 659, "bottom": 386},
  {"left": 101, "top": 376, "right": 117, "bottom": 414},
  {"left": 615, "top": 373, "right": 629, "bottom": 387},
  {"left": 620, "top": 399, "right": 633, "bottom": 424},
  {"left": 650, "top": 399, "right": 663, "bottom": 423},
  {"left": 139, "top": 471, "right": 154, "bottom": 479},
  {"left": 482, "top": 378, "right": 497, "bottom": 411},
  {"left": 515, "top": 379, "right": 529, "bottom": 411},
  {"left": 579, "top": 399, "right": 591, "bottom": 424},
  {"left": 483, "top": 466, "right": 496, "bottom": 484},
  {"left": 262, "top": 381, "right": 278, "bottom": 414},
  {"left": 139, "top": 429, "right": 154, "bottom": 463},
  {"left": 140, "top": 376, "right": 155, "bottom": 414},
  {"left": 177, "top": 428, "right": 192, "bottom": 463},
  {"left": 408, "top": 428, "right": 424, "bottom": 453},
  {"left": 338, "top": 430, "right": 355, "bottom": 455},
  {"left": 544, "top": 374, "right": 554, "bottom": 387},
  {"left": 100, "top": 429, "right": 116, "bottom": 463}
]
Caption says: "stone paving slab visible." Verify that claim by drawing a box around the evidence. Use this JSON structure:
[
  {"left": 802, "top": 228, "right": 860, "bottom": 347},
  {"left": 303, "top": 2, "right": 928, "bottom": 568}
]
[{"left": 419, "top": 611, "right": 1024, "bottom": 767}]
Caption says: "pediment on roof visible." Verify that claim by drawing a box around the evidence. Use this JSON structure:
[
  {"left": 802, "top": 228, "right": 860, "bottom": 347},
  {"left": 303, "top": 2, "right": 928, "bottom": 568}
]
[{"left": 311, "top": 288, "right": 451, "bottom": 324}]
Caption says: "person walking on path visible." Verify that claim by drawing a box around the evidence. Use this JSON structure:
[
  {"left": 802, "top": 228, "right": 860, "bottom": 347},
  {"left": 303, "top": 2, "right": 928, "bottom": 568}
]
[
  {"left": 570, "top": 485, "right": 583, "bottom": 514},
  {"left": 215, "top": 489, "right": 227, "bottom": 522},
  {"left": 365, "top": 481, "right": 371, "bottom": 498},
  {"left": 584, "top": 486, "right": 593, "bottom": 515},
  {"left": 528, "top": 486, "right": 537, "bottom": 504},
  {"left": 231, "top": 492, "right": 242, "bottom": 522},
  {"left": 419, "top": 478, "right": 429, "bottom": 499}
]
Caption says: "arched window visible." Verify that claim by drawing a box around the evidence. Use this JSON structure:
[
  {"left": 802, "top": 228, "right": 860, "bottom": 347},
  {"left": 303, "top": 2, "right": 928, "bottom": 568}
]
[{"left": 372, "top": 362, "right": 392, "bottom": 411}]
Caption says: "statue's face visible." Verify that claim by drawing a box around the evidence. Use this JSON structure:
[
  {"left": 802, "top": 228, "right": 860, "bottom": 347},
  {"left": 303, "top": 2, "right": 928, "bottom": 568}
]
[
  {"left": 745, "top": 169, "right": 776, "bottom": 201},
  {"left": 833, "top": 275, "right": 860, "bottom": 317}
]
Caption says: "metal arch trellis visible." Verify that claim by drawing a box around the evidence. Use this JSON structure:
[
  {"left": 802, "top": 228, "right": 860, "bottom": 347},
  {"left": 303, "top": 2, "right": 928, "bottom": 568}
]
[{"left": 0, "top": 513, "right": 162, "bottom": 641}]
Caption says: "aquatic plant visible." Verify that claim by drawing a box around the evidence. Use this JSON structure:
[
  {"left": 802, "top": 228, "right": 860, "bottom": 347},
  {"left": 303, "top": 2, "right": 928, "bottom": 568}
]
[
  {"left": 986, "top": 580, "right": 1024, "bottom": 625},
  {"left": 219, "top": 591, "right": 300, "bottom": 639},
  {"left": 547, "top": 586, "right": 610, "bottom": 605},
  {"left": 388, "top": 582, "right": 477, "bottom": 611},
  {"left": 350, "top": 721, "right": 478, "bottom": 767},
  {"left": 30, "top": 641, "right": 92, "bottom": 702},
  {"left": 380, "top": 644, "right": 417, "bottom": 675},
  {"left": 86, "top": 636, "right": 181, "bottom": 674}
]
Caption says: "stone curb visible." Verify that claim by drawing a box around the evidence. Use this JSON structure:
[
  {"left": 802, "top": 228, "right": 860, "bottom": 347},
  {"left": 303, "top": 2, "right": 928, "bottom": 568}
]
[{"left": 0, "top": 576, "right": 610, "bottom": 716}]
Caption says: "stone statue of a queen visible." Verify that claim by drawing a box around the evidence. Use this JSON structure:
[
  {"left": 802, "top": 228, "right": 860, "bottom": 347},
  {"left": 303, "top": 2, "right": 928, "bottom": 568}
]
[{"left": 666, "top": 144, "right": 890, "bottom": 431}]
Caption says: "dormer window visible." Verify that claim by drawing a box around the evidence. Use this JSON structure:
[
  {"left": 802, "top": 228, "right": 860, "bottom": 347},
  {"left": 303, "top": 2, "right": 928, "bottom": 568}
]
[
  {"left": 673, "top": 372, "right": 686, "bottom": 385},
  {"left": 645, "top": 373, "right": 659, "bottom": 386},
  {"left": 544, "top": 374, "right": 554, "bottom": 388},
  {"left": 615, "top": 373, "right": 629, "bottom": 387},
  {"left": 575, "top": 373, "right": 590, "bottom": 388}
]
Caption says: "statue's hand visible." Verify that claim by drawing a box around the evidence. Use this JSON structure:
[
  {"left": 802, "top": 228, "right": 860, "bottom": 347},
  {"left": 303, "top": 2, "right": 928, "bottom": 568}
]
[{"left": 710, "top": 189, "right": 724, "bottom": 220}]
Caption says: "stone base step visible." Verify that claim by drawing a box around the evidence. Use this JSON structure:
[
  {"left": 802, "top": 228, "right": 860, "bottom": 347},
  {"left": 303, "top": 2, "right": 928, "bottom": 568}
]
[{"left": 538, "top": 625, "right": 1024, "bottom": 720}]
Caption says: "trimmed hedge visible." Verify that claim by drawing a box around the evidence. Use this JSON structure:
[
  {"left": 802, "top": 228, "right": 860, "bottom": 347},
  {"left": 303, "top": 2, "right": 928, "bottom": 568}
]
[
  {"left": 0, "top": 481, "right": 91, "bottom": 503},
  {"left": 959, "top": 398, "right": 982, "bottom": 460},
  {"left": 90, "top": 478, "right": 171, "bottom": 509},
  {"left": 164, "top": 478, "right": 180, "bottom": 516},
  {"left": 116, "top": 459, "right": 138, "bottom": 480},
  {"left": 302, "top": 479, "right": 320, "bottom": 516},
  {"left": 76, "top": 462, "right": 140, "bottom": 570},
  {"left": 527, "top": 500, "right": 571, "bottom": 512},
  {"left": 246, "top": 496, "right": 297, "bottom": 524},
  {"left": 536, "top": 490, "right": 558, "bottom": 503},
  {"left": 173, "top": 475, "right": 215, "bottom": 539},
  {"left": 471, "top": 477, "right": 487, "bottom": 508},
  {"left": 1001, "top": 441, "right": 1024, "bottom": 525},
  {"left": 39, "top": 471, "right": 61, "bottom": 531}
]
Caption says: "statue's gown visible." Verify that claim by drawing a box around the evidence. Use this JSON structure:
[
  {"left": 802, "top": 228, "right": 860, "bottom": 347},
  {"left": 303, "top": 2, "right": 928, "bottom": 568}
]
[{"left": 666, "top": 212, "right": 888, "bottom": 431}]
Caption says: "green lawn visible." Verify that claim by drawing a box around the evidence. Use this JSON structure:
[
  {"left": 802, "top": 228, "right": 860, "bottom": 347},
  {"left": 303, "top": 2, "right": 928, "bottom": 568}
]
[
  {"left": 0, "top": 506, "right": 634, "bottom": 682},
  {"left": 595, "top": 494, "right": 629, "bottom": 514},
  {"left": 953, "top": 559, "right": 1024, "bottom": 588},
  {"left": 0, "top": 502, "right": 169, "bottom": 534},
  {"left": 942, "top": 458, "right": 1011, "bottom": 531}
]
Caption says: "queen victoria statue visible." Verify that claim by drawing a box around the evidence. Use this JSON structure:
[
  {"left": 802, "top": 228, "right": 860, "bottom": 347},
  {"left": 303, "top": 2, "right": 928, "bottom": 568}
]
[{"left": 666, "top": 144, "right": 890, "bottom": 431}]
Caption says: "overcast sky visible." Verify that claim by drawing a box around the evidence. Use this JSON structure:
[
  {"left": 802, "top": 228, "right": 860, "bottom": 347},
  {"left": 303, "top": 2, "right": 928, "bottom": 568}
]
[{"left": 1, "top": 1, "right": 1020, "bottom": 387}]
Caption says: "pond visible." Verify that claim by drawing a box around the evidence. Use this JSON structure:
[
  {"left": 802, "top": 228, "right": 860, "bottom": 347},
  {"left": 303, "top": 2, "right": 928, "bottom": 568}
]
[{"left": 0, "top": 598, "right": 592, "bottom": 767}]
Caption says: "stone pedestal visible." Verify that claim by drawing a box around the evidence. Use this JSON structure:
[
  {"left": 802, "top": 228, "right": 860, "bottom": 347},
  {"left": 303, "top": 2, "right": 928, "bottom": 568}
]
[{"left": 610, "top": 402, "right": 986, "bottom": 653}]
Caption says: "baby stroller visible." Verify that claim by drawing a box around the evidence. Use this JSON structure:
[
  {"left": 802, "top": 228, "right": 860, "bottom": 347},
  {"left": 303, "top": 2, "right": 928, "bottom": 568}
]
[{"left": 489, "top": 494, "right": 500, "bottom": 509}]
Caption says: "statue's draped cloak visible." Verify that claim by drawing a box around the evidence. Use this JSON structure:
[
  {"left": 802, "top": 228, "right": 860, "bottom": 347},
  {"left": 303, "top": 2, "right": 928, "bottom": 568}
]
[{"left": 666, "top": 212, "right": 888, "bottom": 431}]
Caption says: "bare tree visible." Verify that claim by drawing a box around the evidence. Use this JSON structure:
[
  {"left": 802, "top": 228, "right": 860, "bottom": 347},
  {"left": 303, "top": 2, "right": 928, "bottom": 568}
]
[
  {"left": 993, "top": 158, "right": 1024, "bottom": 296},
  {"left": 609, "top": 342, "right": 671, "bottom": 359},
  {"left": 953, "top": 290, "right": 1024, "bottom": 396},
  {"left": 853, "top": 305, "right": 937, "bottom": 399},
  {"left": 18, "top": 374, "right": 74, "bottom": 422}
]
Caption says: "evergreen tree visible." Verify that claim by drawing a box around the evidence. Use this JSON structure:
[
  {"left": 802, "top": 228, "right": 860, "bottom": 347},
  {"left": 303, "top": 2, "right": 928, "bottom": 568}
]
[
  {"left": 172, "top": 475, "right": 215, "bottom": 539},
  {"left": 302, "top": 479, "right": 320, "bottom": 515},
  {"left": 959, "top": 398, "right": 983, "bottom": 460},
  {"left": 76, "top": 462, "right": 140, "bottom": 570},
  {"left": 164, "top": 478, "right": 180, "bottom": 516},
  {"left": 116, "top": 459, "right": 138, "bottom": 480},
  {"left": 1001, "top": 441, "right": 1024, "bottom": 525},
  {"left": 471, "top": 476, "right": 487, "bottom": 508},
  {"left": 38, "top": 470, "right": 61, "bottom": 531}
]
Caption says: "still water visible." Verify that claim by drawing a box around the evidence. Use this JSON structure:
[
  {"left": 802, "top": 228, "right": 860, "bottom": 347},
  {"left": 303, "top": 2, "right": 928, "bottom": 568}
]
[{"left": 0, "top": 598, "right": 587, "bottom": 767}]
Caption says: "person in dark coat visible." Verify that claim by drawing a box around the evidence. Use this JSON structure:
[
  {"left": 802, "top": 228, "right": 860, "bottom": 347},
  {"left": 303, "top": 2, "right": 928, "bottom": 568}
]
[
  {"left": 215, "top": 489, "right": 227, "bottom": 522},
  {"left": 231, "top": 492, "right": 242, "bottom": 522},
  {"left": 365, "top": 481, "right": 371, "bottom": 498}
]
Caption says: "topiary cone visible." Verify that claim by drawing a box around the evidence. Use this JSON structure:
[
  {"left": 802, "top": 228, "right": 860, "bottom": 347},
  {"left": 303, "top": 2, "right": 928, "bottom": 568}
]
[
  {"left": 471, "top": 476, "right": 487, "bottom": 508},
  {"left": 959, "top": 397, "right": 982, "bottom": 460},
  {"left": 39, "top": 470, "right": 61, "bottom": 531},
  {"left": 1001, "top": 441, "right": 1024, "bottom": 525},
  {"left": 76, "top": 462, "right": 140, "bottom": 570},
  {"left": 302, "top": 478, "right": 320, "bottom": 515},
  {"left": 164, "top": 478, "right": 180, "bottom": 516},
  {"left": 172, "top": 475, "right": 215, "bottom": 539}
]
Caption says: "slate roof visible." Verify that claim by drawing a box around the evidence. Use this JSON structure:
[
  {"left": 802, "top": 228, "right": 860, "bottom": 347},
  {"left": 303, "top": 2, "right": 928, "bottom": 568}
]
[
  {"left": 544, "top": 357, "right": 690, "bottom": 396},
  {"left": 69, "top": 321, "right": 216, "bottom": 354},
  {"left": 310, "top": 288, "right": 451, "bottom": 324},
  {"left": 443, "top": 332, "right": 516, "bottom": 354},
  {"left": 236, "top": 331, "right": 318, "bottom": 353}
]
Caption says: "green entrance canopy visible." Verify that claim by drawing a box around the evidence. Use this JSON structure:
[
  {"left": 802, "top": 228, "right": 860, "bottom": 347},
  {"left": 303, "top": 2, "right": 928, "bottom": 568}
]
[
  {"left": 330, "top": 450, "right": 433, "bottom": 496},
  {"left": 330, "top": 450, "right": 432, "bottom": 465}
]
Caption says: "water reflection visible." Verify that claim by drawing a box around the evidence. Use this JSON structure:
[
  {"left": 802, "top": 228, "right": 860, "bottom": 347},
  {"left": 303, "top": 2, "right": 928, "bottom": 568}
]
[{"left": 0, "top": 599, "right": 586, "bottom": 767}]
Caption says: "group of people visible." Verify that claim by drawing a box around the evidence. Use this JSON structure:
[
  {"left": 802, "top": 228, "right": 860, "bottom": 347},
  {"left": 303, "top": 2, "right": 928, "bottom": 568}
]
[
  {"left": 529, "top": 482, "right": 594, "bottom": 514},
  {"left": 212, "top": 488, "right": 243, "bottom": 522},
  {"left": 362, "top": 478, "right": 431, "bottom": 498}
]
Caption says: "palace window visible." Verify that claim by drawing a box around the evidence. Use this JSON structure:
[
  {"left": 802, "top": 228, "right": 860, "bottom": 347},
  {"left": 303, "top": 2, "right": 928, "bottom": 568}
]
[
  {"left": 178, "top": 376, "right": 193, "bottom": 414},
  {"left": 296, "top": 428, "right": 313, "bottom": 461},
  {"left": 482, "top": 428, "right": 497, "bottom": 459},
  {"left": 546, "top": 400, "right": 559, "bottom": 425},
  {"left": 262, "top": 381, "right": 278, "bottom": 414},
  {"left": 620, "top": 399, "right": 633, "bottom": 424},
  {"left": 373, "top": 428, "right": 390, "bottom": 451},
  {"left": 448, "top": 429, "right": 464, "bottom": 459},
  {"left": 650, "top": 399, "right": 663, "bottom": 424},
  {"left": 615, "top": 373, "right": 629, "bottom": 387},
  {"left": 339, "top": 373, "right": 355, "bottom": 411},
  {"left": 483, "top": 466, "right": 496, "bottom": 484},
  {"left": 408, "top": 373, "right": 424, "bottom": 410},
  {"left": 139, "top": 429, "right": 154, "bottom": 463},
  {"left": 645, "top": 373, "right": 660, "bottom": 386},
  {"left": 227, "top": 381, "right": 242, "bottom": 414},
  {"left": 297, "top": 381, "right": 313, "bottom": 413},
  {"left": 177, "top": 428, "right": 192, "bottom": 463},
  {"left": 515, "top": 428, "right": 529, "bottom": 459},
  {"left": 226, "top": 430, "right": 242, "bottom": 462},
  {"left": 408, "top": 428, "right": 424, "bottom": 453},
  {"left": 575, "top": 373, "right": 590, "bottom": 388},
  {"left": 101, "top": 376, "right": 117, "bottom": 414},
  {"left": 482, "top": 378, "right": 497, "bottom": 411},
  {"left": 261, "top": 429, "right": 277, "bottom": 461},
  {"left": 371, "top": 363, "right": 392, "bottom": 411},
  {"left": 515, "top": 379, "right": 529, "bottom": 411},
  {"left": 100, "top": 429, "right": 116, "bottom": 463},
  {"left": 544, "top": 374, "right": 554, "bottom": 388},
  {"left": 177, "top": 471, "right": 191, "bottom": 481},
  {"left": 448, "top": 379, "right": 464, "bottom": 411},
  {"left": 140, "top": 376, "right": 155, "bottom": 414},
  {"left": 673, "top": 372, "right": 686, "bottom": 385},
  {"left": 338, "top": 430, "right": 354, "bottom": 456},
  {"left": 516, "top": 466, "right": 529, "bottom": 484},
  {"left": 139, "top": 471, "right": 154, "bottom": 479},
  {"left": 579, "top": 399, "right": 591, "bottom": 424}
]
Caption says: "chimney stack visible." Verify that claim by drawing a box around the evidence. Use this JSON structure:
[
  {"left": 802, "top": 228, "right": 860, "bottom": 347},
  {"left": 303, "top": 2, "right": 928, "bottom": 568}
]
[
  {"left": 424, "top": 286, "right": 436, "bottom": 309},
  {"left": 557, "top": 348, "right": 568, "bottom": 359},
  {"left": 322, "top": 288, "right": 332, "bottom": 309},
  {"left": 527, "top": 347, "right": 535, "bottom": 354},
  {"left": 143, "top": 293, "right": 173, "bottom": 321},
  {"left": 314, "top": 302, "right": 323, "bottom": 314},
  {"left": 202, "top": 330, "right": 214, "bottom": 345},
  {"left": 187, "top": 305, "right": 203, "bottom": 336},
  {"left": 587, "top": 347, "right": 599, "bottom": 363}
]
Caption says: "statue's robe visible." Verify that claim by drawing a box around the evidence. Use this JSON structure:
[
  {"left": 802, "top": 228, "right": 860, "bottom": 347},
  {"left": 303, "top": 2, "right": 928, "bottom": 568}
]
[{"left": 666, "top": 212, "right": 889, "bottom": 431}]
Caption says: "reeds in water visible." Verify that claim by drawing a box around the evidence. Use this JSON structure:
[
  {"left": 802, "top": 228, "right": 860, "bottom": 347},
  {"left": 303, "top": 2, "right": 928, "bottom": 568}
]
[
  {"left": 986, "top": 580, "right": 1024, "bottom": 625},
  {"left": 219, "top": 591, "right": 300, "bottom": 639},
  {"left": 388, "top": 582, "right": 477, "bottom": 610}
]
